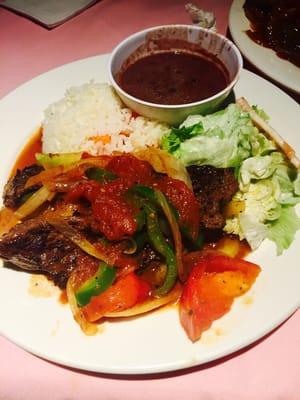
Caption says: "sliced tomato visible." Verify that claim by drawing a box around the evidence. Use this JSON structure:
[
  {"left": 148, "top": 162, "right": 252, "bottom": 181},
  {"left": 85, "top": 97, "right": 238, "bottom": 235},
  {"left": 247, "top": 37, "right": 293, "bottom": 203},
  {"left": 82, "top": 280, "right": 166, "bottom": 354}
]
[
  {"left": 82, "top": 273, "right": 151, "bottom": 322},
  {"left": 180, "top": 253, "right": 261, "bottom": 342}
]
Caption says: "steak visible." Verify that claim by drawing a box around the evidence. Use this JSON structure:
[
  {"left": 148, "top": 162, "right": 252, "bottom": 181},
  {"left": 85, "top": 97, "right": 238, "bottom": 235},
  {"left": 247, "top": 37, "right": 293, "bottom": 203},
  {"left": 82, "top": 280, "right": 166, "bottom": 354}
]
[
  {"left": 3, "top": 164, "right": 44, "bottom": 209},
  {"left": 0, "top": 216, "right": 97, "bottom": 288},
  {"left": 187, "top": 165, "right": 238, "bottom": 229}
]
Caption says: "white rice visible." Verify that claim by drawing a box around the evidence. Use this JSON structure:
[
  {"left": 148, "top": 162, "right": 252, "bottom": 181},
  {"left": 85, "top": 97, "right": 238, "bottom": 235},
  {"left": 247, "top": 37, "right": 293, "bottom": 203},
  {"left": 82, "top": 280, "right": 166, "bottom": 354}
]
[{"left": 42, "top": 82, "right": 170, "bottom": 155}]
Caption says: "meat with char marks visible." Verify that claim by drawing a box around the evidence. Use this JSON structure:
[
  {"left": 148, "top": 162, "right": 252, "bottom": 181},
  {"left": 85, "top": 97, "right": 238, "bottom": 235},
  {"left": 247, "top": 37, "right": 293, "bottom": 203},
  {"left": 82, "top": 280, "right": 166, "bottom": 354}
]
[
  {"left": 187, "top": 165, "right": 238, "bottom": 230},
  {"left": 3, "top": 164, "right": 43, "bottom": 209},
  {"left": 0, "top": 216, "right": 98, "bottom": 288}
]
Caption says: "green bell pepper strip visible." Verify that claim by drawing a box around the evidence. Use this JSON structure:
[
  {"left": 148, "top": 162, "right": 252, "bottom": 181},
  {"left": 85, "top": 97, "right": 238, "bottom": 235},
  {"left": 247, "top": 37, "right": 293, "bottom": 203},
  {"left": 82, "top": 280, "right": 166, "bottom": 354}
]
[
  {"left": 75, "top": 262, "right": 116, "bottom": 307},
  {"left": 133, "top": 185, "right": 156, "bottom": 203},
  {"left": 133, "top": 185, "right": 202, "bottom": 250},
  {"left": 85, "top": 167, "right": 117, "bottom": 183},
  {"left": 132, "top": 185, "right": 184, "bottom": 281},
  {"left": 181, "top": 226, "right": 204, "bottom": 251},
  {"left": 36, "top": 152, "right": 82, "bottom": 168},
  {"left": 144, "top": 202, "right": 177, "bottom": 297},
  {"left": 134, "top": 209, "right": 146, "bottom": 232}
]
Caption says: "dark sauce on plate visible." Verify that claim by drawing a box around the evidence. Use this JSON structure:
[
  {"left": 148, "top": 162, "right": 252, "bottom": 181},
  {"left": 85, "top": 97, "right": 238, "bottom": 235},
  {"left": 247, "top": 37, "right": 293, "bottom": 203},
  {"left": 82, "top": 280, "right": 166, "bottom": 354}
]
[
  {"left": 117, "top": 51, "right": 229, "bottom": 105},
  {"left": 244, "top": 0, "right": 300, "bottom": 68}
]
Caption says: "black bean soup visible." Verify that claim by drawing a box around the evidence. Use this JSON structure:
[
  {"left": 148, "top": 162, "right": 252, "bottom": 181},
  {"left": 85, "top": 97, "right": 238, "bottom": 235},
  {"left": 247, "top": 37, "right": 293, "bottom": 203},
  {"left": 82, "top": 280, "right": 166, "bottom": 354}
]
[{"left": 117, "top": 50, "right": 230, "bottom": 105}]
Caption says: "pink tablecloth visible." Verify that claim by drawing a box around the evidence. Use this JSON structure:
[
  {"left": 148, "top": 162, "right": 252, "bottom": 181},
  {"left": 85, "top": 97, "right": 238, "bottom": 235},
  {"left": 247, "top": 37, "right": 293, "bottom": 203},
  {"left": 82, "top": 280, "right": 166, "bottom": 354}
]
[{"left": 0, "top": 1, "right": 299, "bottom": 399}]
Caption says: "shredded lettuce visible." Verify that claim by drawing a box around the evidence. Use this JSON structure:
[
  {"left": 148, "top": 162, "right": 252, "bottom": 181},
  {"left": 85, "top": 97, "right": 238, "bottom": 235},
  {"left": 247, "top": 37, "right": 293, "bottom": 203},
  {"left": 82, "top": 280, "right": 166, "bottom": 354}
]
[
  {"left": 161, "top": 104, "right": 276, "bottom": 168},
  {"left": 294, "top": 173, "right": 300, "bottom": 195},
  {"left": 239, "top": 213, "right": 269, "bottom": 251},
  {"left": 224, "top": 153, "right": 300, "bottom": 254},
  {"left": 267, "top": 206, "right": 300, "bottom": 255},
  {"left": 251, "top": 105, "right": 269, "bottom": 121},
  {"left": 239, "top": 153, "right": 283, "bottom": 189}
]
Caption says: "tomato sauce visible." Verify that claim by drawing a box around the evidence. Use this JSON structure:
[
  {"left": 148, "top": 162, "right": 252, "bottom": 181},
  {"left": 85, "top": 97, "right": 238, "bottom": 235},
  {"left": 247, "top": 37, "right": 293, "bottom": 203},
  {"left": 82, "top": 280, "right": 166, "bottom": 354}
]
[
  {"left": 66, "top": 154, "right": 201, "bottom": 242},
  {"left": 11, "top": 128, "right": 42, "bottom": 175}
]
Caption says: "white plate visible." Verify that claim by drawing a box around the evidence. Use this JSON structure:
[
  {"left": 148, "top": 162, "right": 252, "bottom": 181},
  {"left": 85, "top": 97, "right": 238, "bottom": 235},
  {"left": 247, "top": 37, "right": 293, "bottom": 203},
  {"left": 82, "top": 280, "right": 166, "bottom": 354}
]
[
  {"left": 0, "top": 55, "right": 299, "bottom": 375},
  {"left": 229, "top": 0, "right": 300, "bottom": 93}
]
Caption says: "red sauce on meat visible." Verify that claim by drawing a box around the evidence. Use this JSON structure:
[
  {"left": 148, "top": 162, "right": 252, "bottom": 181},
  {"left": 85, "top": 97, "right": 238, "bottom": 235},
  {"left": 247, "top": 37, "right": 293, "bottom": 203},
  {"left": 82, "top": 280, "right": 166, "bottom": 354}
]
[
  {"left": 153, "top": 176, "right": 200, "bottom": 241},
  {"left": 117, "top": 51, "right": 229, "bottom": 105},
  {"left": 244, "top": 0, "right": 300, "bottom": 67},
  {"left": 66, "top": 179, "right": 137, "bottom": 241},
  {"left": 106, "top": 154, "right": 154, "bottom": 185},
  {"left": 66, "top": 154, "right": 201, "bottom": 242}
]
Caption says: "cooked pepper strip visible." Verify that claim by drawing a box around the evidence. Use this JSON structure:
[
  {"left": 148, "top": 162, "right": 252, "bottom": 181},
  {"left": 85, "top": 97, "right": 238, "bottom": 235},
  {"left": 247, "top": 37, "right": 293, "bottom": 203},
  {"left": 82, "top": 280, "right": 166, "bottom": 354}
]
[
  {"left": 36, "top": 152, "right": 82, "bottom": 168},
  {"left": 75, "top": 261, "right": 117, "bottom": 307},
  {"left": 85, "top": 167, "right": 117, "bottom": 183},
  {"left": 181, "top": 227, "right": 204, "bottom": 251},
  {"left": 134, "top": 209, "right": 145, "bottom": 231},
  {"left": 144, "top": 202, "right": 177, "bottom": 296},
  {"left": 133, "top": 185, "right": 184, "bottom": 281}
]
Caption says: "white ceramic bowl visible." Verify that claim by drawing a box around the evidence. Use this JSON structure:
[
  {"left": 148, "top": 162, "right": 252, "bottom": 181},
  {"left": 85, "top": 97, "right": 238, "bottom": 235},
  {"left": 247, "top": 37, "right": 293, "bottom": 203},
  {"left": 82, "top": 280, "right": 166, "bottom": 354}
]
[{"left": 109, "top": 25, "right": 243, "bottom": 126}]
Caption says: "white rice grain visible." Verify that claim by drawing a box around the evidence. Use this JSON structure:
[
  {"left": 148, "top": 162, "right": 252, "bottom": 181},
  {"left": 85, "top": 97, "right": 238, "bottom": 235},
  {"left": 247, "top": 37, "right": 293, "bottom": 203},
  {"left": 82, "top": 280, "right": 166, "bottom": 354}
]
[{"left": 42, "top": 82, "right": 170, "bottom": 155}]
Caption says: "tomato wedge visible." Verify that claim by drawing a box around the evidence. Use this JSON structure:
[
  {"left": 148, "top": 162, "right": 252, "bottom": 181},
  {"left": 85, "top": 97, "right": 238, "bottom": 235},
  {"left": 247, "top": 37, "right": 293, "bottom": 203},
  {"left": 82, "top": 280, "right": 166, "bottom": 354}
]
[
  {"left": 179, "top": 253, "right": 261, "bottom": 342},
  {"left": 82, "top": 273, "right": 151, "bottom": 322}
]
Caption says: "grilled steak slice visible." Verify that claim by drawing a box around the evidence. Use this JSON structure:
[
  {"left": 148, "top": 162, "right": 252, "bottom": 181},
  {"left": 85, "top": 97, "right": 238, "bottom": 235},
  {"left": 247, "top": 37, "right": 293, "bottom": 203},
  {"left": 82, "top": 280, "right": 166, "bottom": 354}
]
[
  {"left": 187, "top": 165, "right": 238, "bottom": 229},
  {"left": 0, "top": 217, "right": 98, "bottom": 288},
  {"left": 3, "top": 164, "right": 44, "bottom": 209}
]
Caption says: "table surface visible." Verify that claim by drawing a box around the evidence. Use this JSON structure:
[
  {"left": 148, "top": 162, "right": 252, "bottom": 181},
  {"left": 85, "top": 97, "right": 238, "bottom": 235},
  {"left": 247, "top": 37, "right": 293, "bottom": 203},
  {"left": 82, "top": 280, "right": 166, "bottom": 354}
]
[{"left": 0, "top": 1, "right": 299, "bottom": 399}]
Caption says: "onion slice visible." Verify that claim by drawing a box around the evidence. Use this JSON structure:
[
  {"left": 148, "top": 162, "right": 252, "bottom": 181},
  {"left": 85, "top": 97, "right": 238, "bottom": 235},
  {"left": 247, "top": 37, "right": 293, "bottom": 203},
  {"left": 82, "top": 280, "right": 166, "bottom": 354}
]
[
  {"left": 25, "top": 166, "right": 64, "bottom": 188},
  {"left": 14, "top": 185, "right": 54, "bottom": 219},
  {"left": 155, "top": 190, "right": 184, "bottom": 282},
  {"left": 66, "top": 275, "right": 98, "bottom": 335},
  {"left": 134, "top": 148, "right": 192, "bottom": 189},
  {"left": 26, "top": 156, "right": 111, "bottom": 188},
  {"left": 104, "top": 283, "right": 182, "bottom": 318},
  {"left": 121, "top": 236, "right": 138, "bottom": 254}
]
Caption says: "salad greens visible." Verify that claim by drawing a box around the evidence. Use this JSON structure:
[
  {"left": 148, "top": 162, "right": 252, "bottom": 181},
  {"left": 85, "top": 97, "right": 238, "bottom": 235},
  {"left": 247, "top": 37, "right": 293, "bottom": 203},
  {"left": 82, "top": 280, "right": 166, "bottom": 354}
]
[
  {"left": 161, "top": 103, "right": 300, "bottom": 255},
  {"left": 161, "top": 104, "right": 276, "bottom": 168},
  {"left": 224, "top": 151, "right": 300, "bottom": 254}
]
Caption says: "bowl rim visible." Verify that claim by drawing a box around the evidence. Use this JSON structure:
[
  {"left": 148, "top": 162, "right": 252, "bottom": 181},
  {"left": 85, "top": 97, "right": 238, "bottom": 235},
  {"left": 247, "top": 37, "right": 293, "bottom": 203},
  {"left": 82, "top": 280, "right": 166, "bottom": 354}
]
[{"left": 108, "top": 24, "right": 243, "bottom": 110}]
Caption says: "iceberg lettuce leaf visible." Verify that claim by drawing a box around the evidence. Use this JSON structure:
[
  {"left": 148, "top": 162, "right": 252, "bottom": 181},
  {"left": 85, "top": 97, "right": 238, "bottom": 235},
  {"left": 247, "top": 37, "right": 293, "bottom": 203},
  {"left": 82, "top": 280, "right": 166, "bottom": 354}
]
[
  {"left": 239, "top": 213, "right": 269, "bottom": 250},
  {"left": 161, "top": 104, "right": 276, "bottom": 168},
  {"left": 267, "top": 206, "right": 300, "bottom": 255}
]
